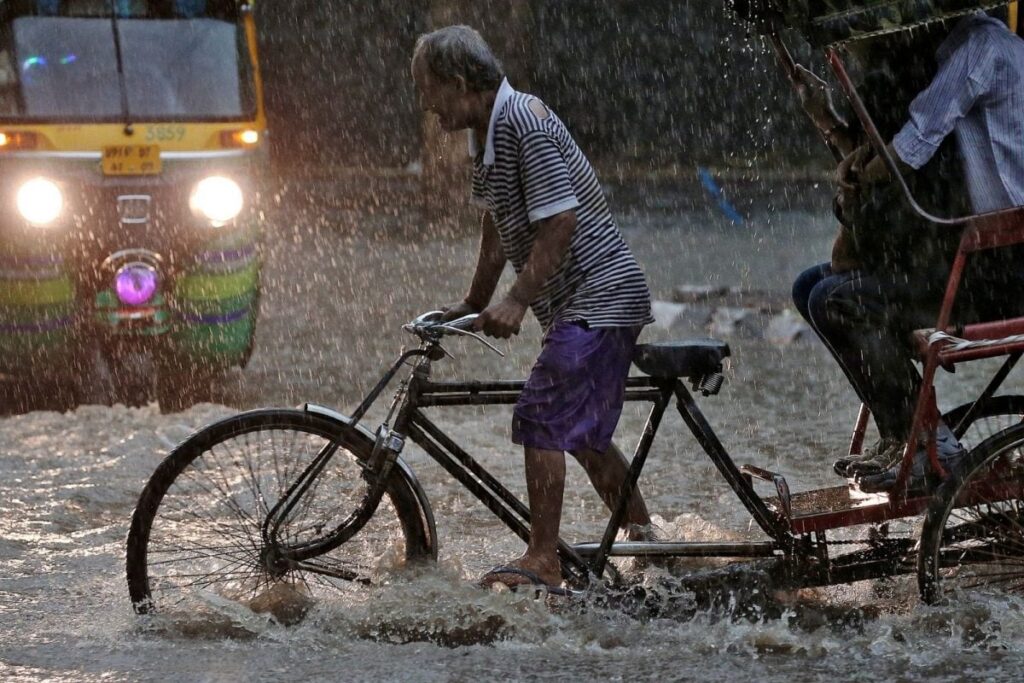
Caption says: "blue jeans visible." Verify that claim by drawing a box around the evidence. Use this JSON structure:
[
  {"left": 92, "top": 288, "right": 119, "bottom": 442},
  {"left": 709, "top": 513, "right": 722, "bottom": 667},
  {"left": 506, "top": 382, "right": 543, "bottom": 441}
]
[
  {"left": 795, "top": 260, "right": 1024, "bottom": 439},
  {"left": 792, "top": 263, "right": 931, "bottom": 439}
]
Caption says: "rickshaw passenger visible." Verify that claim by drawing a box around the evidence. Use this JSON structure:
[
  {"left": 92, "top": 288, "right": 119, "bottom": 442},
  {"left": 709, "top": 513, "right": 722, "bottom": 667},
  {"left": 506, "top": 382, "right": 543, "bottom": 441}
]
[
  {"left": 411, "top": 26, "right": 657, "bottom": 591},
  {"left": 789, "top": 27, "right": 970, "bottom": 483},
  {"left": 830, "top": 11, "right": 1024, "bottom": 493}
]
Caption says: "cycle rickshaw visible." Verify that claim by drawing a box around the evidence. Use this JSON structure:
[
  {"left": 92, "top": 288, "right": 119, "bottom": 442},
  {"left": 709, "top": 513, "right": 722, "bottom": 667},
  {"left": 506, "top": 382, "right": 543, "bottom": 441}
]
[{"left": 125, "top": 0, "right": 1024, "bottom": 617}]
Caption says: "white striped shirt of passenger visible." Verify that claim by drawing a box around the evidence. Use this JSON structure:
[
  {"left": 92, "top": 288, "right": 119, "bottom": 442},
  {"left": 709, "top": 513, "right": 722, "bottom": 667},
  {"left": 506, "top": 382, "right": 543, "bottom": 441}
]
[
  {"left": 469, "top": 78, "right": 654, "bottom": 331},
  {"left": 893, "top": 12, "right": 1024, "bottom": 214}
]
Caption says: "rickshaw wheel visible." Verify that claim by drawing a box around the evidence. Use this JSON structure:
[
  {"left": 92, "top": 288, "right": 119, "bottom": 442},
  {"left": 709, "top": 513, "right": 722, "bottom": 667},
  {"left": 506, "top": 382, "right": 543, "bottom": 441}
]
[
  {"left": 126, "top": 409, "right": 436, "bottom": 617},
  {"left": 918, "top": 422, "right": 1024, "bottom": 604},
  {"left": 944, "top": 395, "right": 1024, "bottom": 449}
]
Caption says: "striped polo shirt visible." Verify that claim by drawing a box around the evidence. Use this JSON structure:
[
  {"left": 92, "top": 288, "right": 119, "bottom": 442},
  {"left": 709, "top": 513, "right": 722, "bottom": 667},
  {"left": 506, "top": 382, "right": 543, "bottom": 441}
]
[{"left": 469, "top": 79, "right": 653, "bottom": 331}]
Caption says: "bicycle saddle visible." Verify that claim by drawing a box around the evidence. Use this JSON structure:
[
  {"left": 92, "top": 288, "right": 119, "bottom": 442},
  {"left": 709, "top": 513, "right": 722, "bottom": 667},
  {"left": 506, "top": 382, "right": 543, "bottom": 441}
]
[{"left": 633, "top": 339, "right": 730, "bottom": 379}]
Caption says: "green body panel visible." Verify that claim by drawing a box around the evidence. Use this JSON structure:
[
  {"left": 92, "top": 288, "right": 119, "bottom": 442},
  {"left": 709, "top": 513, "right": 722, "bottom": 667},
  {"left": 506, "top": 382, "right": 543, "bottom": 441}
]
[
  {"left": 171, "top": 232, "right": 260, "bottom": 366},
  {"left": 0, "top": 277, "right": 74, "bottom": 306},
  {"left": 0, "top": 244, "right": 77, "bottom": 373},
  {"left": 172, "top": 313, "right": 256, "bottom": 362},
  {"left": 177, "top": 258, "right": 260, "bottom": 302}
]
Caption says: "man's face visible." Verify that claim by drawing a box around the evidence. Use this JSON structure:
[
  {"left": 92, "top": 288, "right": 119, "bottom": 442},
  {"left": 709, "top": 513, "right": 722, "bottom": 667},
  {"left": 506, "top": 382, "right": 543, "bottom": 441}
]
[{"left": 412, "top": 56, "right": 475, "bottom": 132}]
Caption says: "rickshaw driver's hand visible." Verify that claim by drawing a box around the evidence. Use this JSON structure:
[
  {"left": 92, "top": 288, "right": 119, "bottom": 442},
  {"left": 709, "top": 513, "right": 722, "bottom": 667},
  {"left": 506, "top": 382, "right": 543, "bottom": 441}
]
[
  {"left": 440, "top": 300, "right": 479, "bottom": 322},
  {"left": 835, "top": 144, "right": 872, "bottom": 211},
  {"left": 474, "top": 296, "right": 527, "bottom": 339},
  {"left": 837, "top": 144, "right": 872, "bottom": 191}
]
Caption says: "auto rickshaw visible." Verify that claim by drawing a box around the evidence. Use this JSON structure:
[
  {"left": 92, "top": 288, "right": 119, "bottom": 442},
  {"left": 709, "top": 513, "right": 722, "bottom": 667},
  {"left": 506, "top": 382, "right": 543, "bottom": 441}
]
[{"left": 0, "top": 0, "right": 265, "bottom": 411}]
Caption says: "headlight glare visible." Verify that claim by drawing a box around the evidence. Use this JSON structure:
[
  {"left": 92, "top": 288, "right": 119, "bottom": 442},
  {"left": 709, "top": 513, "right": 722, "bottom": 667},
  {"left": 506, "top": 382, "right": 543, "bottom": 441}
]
[
  {"left": 16, "top": 177, "right": 63, "bottom": 226},
  {"left": 190, "top": 176, "right": 243, "bottom": 226}
]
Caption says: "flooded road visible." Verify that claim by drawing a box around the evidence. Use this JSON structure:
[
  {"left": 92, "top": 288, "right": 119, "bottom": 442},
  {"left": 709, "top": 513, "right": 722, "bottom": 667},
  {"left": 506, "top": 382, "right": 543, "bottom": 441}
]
[{"left": 3, "top": 195, "right": 1024, "bottom": 681}]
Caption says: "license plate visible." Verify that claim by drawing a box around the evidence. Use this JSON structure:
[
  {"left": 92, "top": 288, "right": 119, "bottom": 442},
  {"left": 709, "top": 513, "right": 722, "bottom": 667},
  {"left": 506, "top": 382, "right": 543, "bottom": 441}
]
[{"left": 101, "top": 145, "right": 162, "bottom": 176}]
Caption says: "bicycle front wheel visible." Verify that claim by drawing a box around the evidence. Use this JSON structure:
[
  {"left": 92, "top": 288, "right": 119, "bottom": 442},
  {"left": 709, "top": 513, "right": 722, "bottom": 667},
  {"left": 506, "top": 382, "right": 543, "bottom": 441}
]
[{"left": 126, "top": 409, "right": 435, "bottom": 616}]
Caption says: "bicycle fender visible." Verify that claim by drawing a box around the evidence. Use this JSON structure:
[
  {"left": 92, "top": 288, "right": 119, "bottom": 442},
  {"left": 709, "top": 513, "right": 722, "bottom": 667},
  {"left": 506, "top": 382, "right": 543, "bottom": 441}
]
[{"left": 302, "top": 402, "right": 438, "bottom": 556}]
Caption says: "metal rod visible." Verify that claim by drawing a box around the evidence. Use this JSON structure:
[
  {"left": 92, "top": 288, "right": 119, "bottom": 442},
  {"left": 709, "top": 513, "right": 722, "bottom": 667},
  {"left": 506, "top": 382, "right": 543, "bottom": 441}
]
[
  {"left": 411, "top": 412, "right": 533, "bottom": 521},
  {"left": 419, "top": 374, "right": 659, "bottom": 395},
  {"left": 407, "top": 413, "right": 603, "bottom": 584},
  {"left": 951, "top": 352, "right": 1022, "bottom": 438},
  {"left": 418, "top": 379, "right": 528, "bottom": 394},
  {"left": 417, "top": 376, "right": 658, "bottom": 396},
  {"left": 417, "top": 388, "right": 665, "bottom": 408},
  {"left": 591, "top": 384, "right": 673, "bottom": 577},
  {"left": 417, "top": 393, "right": 522, "bottom": 407},
  {"left": 849, "top": 403, "right": 871, "bottom": 456},
  {"left": 673, "top": 381, "right": 788, "bottom": 539},
  {"left": 573, "top": 541, "right": 778, "bottom": 558},
  {"left": 770, "top": 32, "right": 844, "bottom": 163},
  {"left": 350, "top": 349, "right": 428, "bottom": 425}
]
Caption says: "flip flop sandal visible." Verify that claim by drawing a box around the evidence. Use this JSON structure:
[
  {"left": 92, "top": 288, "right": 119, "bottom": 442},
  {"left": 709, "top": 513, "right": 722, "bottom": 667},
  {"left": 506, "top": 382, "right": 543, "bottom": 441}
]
[{"left": 478, "top": 565, "right": 575, "bottom": 598}]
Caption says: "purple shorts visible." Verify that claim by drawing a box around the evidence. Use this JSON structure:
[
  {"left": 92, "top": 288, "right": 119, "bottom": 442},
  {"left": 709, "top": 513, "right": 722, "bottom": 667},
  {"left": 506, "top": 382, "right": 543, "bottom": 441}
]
[{"left": 512, "top": 321, "right": 641, "bottom": 453}]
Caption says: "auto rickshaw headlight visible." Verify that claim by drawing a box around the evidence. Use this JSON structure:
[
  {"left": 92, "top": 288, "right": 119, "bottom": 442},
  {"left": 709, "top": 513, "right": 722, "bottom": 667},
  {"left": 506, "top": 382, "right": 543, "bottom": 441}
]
[
  {"left": 16, "top": 177, "right": 63, "bottom": 227},
  {"left": 190, "top": 176, "right": 244, "bottom": 226}
]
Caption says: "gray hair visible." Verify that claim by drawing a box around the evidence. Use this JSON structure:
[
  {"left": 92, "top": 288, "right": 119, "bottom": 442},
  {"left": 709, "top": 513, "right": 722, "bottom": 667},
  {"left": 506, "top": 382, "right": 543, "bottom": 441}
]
[{"left": 413, "top": 25, "right": 504, "bottom": 92}]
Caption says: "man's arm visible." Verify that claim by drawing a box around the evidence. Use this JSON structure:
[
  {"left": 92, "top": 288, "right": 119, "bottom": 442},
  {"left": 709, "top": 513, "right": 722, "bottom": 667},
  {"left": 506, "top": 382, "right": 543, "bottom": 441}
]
[
  {"left": 463, "top": 211, "right": 506, "bottom": 310},
  {"left": 891, "top": 33, "right": 995, "bottom": 170},
  {"left": 847, "top": 33, "right": 996, "bottom": 190},
  {"left": 442, "top": 211, "right": 505, "bottom": 321},
  {"left": 475, "top": 209, "right": 576, "bottom": 338}
]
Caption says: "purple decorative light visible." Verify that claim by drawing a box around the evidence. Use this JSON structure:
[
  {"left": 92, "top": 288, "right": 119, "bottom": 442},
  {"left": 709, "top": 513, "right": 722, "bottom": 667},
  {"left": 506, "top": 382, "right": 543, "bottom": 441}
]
[{"left": 114, "top": 263, "right": 158, "bottom": 306}]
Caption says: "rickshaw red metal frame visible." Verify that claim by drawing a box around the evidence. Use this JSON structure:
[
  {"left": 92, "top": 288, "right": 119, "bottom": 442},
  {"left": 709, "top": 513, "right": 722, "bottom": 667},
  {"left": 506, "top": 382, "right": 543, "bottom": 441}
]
[{"left": 825, "top": 44, "right": 1024, "bottom": 505}]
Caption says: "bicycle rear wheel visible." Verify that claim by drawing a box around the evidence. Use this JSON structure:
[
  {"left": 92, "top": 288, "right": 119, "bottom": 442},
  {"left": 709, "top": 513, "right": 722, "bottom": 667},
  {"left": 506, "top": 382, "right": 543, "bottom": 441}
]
[
  {"left": 126, "top": 409, "right": 435, "bottom": 616},
  {"left": 918, "top": 422, "right": 1024, "bottom": 604},
  {"left": 945, "top": 395, "right": 1024, "bottom": 449}
]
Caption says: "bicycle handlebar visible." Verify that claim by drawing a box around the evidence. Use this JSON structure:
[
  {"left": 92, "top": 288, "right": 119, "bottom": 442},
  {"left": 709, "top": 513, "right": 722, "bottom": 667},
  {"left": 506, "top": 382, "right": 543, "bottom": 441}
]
[{"left": 404, "top": 310, "right": 504, "bottom": 357}]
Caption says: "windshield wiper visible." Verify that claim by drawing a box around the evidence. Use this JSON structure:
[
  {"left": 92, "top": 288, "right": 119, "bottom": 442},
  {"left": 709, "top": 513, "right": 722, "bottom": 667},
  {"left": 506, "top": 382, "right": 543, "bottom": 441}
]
[{"left": 109, "top": 0, "right": 133, "bottom": 134}]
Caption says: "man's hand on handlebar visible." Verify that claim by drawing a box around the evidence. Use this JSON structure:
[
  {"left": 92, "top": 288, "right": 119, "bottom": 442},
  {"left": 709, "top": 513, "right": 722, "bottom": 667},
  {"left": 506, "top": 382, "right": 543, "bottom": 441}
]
[
  {"left": 475, "top": 296, "right": 527, "bottom": 339},
  {"left": 440, "top": 300, "right": 479, "bottom": 322}
]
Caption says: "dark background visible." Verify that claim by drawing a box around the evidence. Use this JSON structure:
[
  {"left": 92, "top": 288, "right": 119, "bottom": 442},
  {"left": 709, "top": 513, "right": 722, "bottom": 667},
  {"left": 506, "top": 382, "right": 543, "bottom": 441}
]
[{"left": 254, "top": 1, "right": 819, "bottom": 176}]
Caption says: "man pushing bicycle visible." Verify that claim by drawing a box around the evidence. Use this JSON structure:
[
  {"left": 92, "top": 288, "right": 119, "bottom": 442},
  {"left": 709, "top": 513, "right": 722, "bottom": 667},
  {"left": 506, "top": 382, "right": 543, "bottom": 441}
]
[{"left": 411, "top": 25, "right": 656, "bottom": 591}]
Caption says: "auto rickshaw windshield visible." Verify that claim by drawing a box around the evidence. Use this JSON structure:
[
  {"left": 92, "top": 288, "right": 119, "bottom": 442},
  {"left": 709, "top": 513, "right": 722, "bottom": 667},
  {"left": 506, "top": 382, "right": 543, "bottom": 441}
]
[{"left": 0, "top": 1, "right": 256, "bottom": 121}]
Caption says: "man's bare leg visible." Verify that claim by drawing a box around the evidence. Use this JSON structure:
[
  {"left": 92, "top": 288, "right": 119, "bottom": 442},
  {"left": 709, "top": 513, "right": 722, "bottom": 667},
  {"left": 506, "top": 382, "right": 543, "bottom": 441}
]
[
  {"left": 483, "top": 446, "right": 565, "bottom": 587},
  {"left": 571, "top": 444, "right": 652, "bottom": 539}
]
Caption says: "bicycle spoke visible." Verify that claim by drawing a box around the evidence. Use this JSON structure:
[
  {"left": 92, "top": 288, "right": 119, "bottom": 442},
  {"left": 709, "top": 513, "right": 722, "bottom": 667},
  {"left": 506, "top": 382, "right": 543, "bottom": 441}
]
[{"left": 148, "top": 546, "right": 256, "bottom": 567}]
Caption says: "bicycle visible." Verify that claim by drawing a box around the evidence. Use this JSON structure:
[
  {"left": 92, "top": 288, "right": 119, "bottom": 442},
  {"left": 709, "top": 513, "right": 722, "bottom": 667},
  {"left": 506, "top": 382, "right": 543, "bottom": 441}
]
[{"left": 125, "top": 309, "right": 1024, "bottom": 615}]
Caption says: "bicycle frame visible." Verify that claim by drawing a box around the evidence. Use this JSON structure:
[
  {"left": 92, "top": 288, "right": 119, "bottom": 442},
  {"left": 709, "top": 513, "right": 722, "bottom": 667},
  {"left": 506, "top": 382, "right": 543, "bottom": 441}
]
[{"left": 312, "top": 341, "right": 787, "bottom": 587}]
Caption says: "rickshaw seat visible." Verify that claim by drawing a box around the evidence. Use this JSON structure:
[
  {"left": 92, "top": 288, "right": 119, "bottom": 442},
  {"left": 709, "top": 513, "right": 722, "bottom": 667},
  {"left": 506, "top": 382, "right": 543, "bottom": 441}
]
[
  {"left": 915, "top": 316, "right": 1024, "bottom": 366},
  {"left": 633, "top": 339, "right": 730, "bottom": 380},
  {"left": 912, "top": 208, "right": 1024, "bottom": 367}
]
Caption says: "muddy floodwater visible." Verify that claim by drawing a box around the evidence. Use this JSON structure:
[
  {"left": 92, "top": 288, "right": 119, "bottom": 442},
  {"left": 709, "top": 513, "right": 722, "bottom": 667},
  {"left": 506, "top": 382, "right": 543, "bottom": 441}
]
[{"left": 3, "top": 193, "right": 1024, "bottom": 681}]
